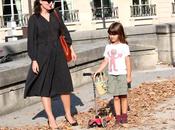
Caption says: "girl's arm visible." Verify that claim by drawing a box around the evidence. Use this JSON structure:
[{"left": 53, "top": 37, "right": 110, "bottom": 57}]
[
  {"left": 95, "top": 58, "right": 108, "bottom": 74},
  {"left": 125, "top": 56, "right": 132, "bottom": 83}
]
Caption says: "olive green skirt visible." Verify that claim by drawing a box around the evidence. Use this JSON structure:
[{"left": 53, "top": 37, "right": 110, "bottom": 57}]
[{"left": 107, "top": 75, "right": 128, "bottom": 96}]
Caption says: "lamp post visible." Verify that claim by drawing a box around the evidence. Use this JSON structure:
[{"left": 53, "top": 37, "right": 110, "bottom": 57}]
[
  {"left": 100, "top": 0, "right": 106, "bottom": 28},
  {"left": 28, "top": 0, "right": 32, "bottom": 16},
  {"left": 61, "top": 0, "right": 64, "bottom": 20},
  {"left": 10, "top": 0, "right": 14, "bottom": 21}
]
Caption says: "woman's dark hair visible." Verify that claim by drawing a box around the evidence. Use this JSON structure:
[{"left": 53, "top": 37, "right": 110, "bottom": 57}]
[
  {"left": 108, "top": 22, "right": 127, "bottom": 44},
  {"left": 34, "top": 0, "right": 41, "bottom": 15}
]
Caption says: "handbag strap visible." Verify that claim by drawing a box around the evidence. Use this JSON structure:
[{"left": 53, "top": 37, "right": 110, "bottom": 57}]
[
  {"left": 100, "top": 72, "right": 105, "bottom": 81},
  {"left": 95, "top": 72, "right": 104, "bottom": 81},
  {"left": 54, "top": 10, "right": 64, "bottom": 35}
]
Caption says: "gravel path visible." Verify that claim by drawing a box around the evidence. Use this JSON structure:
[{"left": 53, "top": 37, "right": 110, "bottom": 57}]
[{"left": 0, "top": 77, "right": 175, "bottom": 130}]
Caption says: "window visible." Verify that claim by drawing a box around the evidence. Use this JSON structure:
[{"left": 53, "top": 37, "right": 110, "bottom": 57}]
[
  {"left": 2, "top": 0, "right": 22, "bottom": 26},
  {"left": 131, "top": 0, "right": 156, "bottom": 17},
  {"left": 92, "top": 0, "right": 112, "bottom": 19},
  {"left": 54, "top": 0, "right": 71, "bottom": 21},
  {"left": 133, "top": 0, "right": 149, "bottom": 5},
  {"left": 54, "top": 0, "right": 71, "bottom": 10},
  {"left": 54, "top": 0, "right": 79, "bottom": 22}
]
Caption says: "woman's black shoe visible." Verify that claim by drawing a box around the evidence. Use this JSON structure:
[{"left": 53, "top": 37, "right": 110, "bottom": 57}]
[
  {"left": 65, "top": 116, "right": 78, "bottom": 126},
  {"left": 47, "top": 120, "right": 60, "bottom": 130}
]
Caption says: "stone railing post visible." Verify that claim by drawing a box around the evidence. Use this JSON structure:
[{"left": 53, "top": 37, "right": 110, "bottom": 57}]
[{"left": 156, "top": 23, "right": 175, "bottom": 65}]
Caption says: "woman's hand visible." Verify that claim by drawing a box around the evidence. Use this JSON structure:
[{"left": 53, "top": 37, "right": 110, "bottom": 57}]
[
  {"left": 70, "top": 46, "right": 77, "bottom": 61},
  {"left": 32, "top": 60, "right": 39, "bottom": 74}
]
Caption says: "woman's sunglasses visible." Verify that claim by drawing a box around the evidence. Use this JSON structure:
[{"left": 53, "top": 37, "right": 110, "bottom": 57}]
[{"left": 42, "top": 0, "right": 54, "bottom": 4}]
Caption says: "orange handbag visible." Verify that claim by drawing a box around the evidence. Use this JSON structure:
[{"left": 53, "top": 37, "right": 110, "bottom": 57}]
[
  {"left": 54, "top": 10, "right": 72, "bottom": 62},
  {"left": 59, "top": 35, "right": 72, "bottom": 62}
]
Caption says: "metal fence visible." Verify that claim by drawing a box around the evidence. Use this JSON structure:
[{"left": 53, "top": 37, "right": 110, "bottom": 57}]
[
  {"left": 60, "top": 10, "right": 79, "bottom": 22},
  {"left": 0, "top": 14, "right": 29, "bottom": 28},
  {"left": 92, "top": 7, "right": 118, "bottom": 20},
  {"left": 0, "top": 10, "right": 79, "bottom": 28},
  {"left": 130, "top": 4, "right": 156, "bottom": 17}
]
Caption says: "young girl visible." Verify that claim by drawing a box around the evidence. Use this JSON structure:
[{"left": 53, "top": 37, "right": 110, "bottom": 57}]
[{"left": 94, "top": 22, "right": 132, "bottom": 125}]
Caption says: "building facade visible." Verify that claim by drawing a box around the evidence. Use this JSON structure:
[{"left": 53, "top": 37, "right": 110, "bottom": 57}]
[{"left": 0, "top": 0, "right": 175, "bottom": 42}]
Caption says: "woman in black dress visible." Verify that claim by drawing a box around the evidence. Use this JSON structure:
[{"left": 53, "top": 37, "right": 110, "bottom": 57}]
[{"left": 24, "top": 0, "right": 77, "bottom": 129}]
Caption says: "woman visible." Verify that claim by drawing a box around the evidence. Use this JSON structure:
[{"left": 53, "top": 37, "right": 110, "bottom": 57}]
[{"left": 24, "top": 0, "right": 77, "bottom": 129}]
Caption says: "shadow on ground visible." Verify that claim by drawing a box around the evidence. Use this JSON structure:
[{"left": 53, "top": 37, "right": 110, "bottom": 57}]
[{"left": 32, "top": 93, "right": 84, "bottom": 120}]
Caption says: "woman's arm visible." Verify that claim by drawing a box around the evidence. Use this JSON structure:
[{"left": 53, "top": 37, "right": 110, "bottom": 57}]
[
  {"left": 54, "top": 9, "right": 77, "bottom": 61},
  {"left": 55, "top": 8, "right": 72, "bottom": 46},
  {"left": 27, "top": 15, "right": 37, "bottom": 61},
  {"left": 27, "top": 15, "right": 39, "bottom": 74}
]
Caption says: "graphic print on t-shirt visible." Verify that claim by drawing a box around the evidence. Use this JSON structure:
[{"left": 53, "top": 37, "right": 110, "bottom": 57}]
[
  {"left": 103, "top": 43, "right": 130, "bottom": 75},
  {"left": 107, "top": 49, "right": 123, "bottom": 72}
]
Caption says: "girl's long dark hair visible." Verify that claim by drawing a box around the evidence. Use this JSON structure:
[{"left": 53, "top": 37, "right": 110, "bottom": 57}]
[
  {"left": 108, "top": 22, "right": 128, "bottom": 44},
  {"left": 34, "top": 0, "right": 41, "bottom": 15}
]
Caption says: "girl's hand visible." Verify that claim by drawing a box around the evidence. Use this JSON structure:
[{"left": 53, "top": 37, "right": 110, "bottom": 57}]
[
  {"left": 93, "top": 71, "right": 100, "bottom": 78},
  {"left": 93, "top": 72, "right": 97, "bottom": 78},
  {"left": 32, "top": 60, "right": 39, "bottom": 74},
  {"left": 127, "top": 76, "right": 132, "bottom": 83},
  {"left": 70, "top": 46, "right": 77, "bottom": 61}
]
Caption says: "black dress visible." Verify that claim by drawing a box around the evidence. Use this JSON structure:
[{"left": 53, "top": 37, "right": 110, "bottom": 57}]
[{"left": 24, "top": 9, "right": 73, "bottom": 98}]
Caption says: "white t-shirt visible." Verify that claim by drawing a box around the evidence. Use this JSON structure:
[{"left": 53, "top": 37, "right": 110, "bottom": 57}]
[{"left": 103, "top": 43, "right": 130, "bottom": 75}]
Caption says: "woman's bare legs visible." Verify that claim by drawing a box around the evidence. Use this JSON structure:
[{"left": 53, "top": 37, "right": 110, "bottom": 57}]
[
  {"left": 60, "top": 94, "right": 76, "bottom": 123},
  {"left": 41, "top": 97, "right": 58, "bottom": 128}
]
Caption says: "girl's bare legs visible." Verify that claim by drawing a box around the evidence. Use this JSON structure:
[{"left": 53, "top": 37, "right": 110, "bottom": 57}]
[
  {"left": 114, "top": 96, "right": 121, "bottom": 115},
  {"left": 121, "top": 95, "right": 128, "bottom": 123},
  {"left": 60, "top": 94, "right": 76, "bottom": 123},
  {"left": 114, "top": 96, "right": 121, "bottom": 124},
  {"left": 41, "top": 97, "right": 58, "bottom": 128},
  {"left": 121, "top": 96, "right": 127, "bottom": 114}
]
